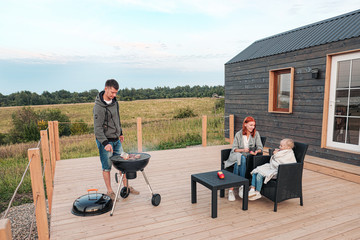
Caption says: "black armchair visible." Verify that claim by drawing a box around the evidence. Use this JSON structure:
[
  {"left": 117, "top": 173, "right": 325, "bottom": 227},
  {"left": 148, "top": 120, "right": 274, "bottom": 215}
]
[
  {"left": 252, "top": 142, "right": 308, "bottom": 212},
  {"left": 221, "top": 136, "right": 267, "bottom": 179}
]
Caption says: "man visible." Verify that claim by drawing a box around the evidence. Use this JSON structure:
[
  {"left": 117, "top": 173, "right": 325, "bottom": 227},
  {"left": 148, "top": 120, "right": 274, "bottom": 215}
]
[{"left": 93, "top": 79, "right": 139, "bottom": 199}]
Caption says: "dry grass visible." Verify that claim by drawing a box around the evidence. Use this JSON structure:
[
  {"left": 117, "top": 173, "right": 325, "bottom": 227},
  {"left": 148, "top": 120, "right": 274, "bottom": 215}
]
[{"left": 0, "top": 98, "right": 218, "bottom": 133}]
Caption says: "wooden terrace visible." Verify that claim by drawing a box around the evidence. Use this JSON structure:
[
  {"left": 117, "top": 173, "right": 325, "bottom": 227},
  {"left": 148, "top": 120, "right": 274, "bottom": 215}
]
[{"left": 50, "top": 145, "right": 360, "bottom": 239}]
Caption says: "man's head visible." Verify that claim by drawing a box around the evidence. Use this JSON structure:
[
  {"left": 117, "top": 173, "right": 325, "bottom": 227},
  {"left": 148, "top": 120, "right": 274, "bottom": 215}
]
[
  {"left": 103, "top": 79, "right": 119, "bottom": 101},
  {"left": 105, "top": 79, "right": 119, "bottom": 90}
]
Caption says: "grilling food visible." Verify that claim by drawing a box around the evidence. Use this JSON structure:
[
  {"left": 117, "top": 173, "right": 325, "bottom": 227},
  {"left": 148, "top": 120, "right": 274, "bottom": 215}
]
[
  {"left": 120, "top": 152, "right": 141, "bottom": 160},
  {"left": 120, "top": 152, "right": 129, "bottom": 160}
]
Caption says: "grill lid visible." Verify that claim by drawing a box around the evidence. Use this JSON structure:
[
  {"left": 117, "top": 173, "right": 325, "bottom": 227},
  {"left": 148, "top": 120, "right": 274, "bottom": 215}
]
[{"left": 71, "top": 190, "right": 113, "bottom": 216}]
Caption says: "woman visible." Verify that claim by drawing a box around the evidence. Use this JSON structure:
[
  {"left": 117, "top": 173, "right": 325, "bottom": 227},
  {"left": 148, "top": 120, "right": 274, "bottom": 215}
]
[{"left": 224, "top": 116, "right": 263, "bottom": 201}]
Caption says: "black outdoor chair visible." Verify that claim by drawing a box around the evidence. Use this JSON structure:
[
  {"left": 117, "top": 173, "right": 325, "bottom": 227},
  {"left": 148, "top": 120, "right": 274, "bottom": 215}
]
[
  {"left": 252, "top": 141, "right": 308, "bottom": 212},
  {"left": 221, "top": 136, "right": 266, "bottom": 179}
]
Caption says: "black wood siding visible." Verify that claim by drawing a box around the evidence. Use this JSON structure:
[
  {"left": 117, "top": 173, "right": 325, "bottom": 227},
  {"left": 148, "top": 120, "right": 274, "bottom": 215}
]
[{"left": 224, "top": 37, "right": 360, "bottom": 166}]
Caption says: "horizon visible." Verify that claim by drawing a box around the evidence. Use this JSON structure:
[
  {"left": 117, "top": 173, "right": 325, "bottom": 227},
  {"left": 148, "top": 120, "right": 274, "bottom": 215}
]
[{"left": 0, "top": 83, "right": 224, "bottom": 96}]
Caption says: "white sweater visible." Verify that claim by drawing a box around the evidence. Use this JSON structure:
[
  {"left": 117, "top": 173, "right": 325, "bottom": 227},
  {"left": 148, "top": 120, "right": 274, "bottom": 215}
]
[{"left": 251, "top": 149, "right": 296, "bottom": 184}]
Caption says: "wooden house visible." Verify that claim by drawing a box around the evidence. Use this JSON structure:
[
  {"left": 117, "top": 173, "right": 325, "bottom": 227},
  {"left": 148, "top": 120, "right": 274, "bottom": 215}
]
[{"left": 225, "top": 9, "right": 360, "bottom": 165}]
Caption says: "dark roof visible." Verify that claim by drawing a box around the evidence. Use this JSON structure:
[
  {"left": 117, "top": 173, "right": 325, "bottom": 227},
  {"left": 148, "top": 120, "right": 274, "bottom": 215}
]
[{"left": 226, "top": 9, "right": 360, "bottom": 64}]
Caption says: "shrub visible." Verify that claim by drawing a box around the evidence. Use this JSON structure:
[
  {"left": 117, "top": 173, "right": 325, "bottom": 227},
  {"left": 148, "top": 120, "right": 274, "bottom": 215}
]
[
  {"left": 8, "top": 107, "right": 72, "bottom": 144},
  {"left": 213, "top": 98, "right": 224, "bottom": 114},
  {"left": 38, "top": 109, "right": 71, "bottom": 136},
  {"left": 0, "top": 133, "right": 8, "bottom": 145},
  {"left": 71, "top": 120, "right": 89, "bottom": 135},
  {"left": 9, "top": 107, "right": 40, "bottom": 143},
  {"left": 173, "top": 107, "right": 197, "bottom": 119},
  {"left": 156, "top": 133, "right": 202, "bottom": 150}
]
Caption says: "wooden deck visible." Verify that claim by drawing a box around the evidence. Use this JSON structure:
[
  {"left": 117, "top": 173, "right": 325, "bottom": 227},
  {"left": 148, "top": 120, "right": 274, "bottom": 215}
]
[{"left": 50, "top": 145, "right": 360, "bottom": 240}]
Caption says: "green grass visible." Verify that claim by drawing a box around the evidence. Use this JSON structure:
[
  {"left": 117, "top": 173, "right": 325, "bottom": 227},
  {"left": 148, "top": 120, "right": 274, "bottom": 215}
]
[{"left": 0, "top": 98, "right": 226, "bottom": 213}]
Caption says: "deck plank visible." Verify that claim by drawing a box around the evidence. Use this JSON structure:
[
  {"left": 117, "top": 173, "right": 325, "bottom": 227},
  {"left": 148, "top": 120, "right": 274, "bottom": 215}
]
[{"left": 50, "top": 145, "right": 360, "bottom": 239}]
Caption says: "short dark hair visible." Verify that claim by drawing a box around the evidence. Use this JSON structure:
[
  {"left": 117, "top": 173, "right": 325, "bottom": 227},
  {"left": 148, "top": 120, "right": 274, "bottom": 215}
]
[{"left": 105, "top": 79, "right": 119, "bottom": 90}]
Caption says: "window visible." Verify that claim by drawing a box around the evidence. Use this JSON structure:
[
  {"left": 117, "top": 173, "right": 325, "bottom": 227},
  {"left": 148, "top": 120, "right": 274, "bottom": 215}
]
[
  {"left": 322, "top": 50, "right": 360, "bottom": 152},
  {"left": 269, "top": 67, "right": 294, "bottom": 113}
]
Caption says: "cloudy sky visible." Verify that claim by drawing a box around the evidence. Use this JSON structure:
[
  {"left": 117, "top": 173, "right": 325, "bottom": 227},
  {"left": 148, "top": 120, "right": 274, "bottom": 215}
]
[{"left": 0, "top": 0, "right": 359, "bottom": 95}]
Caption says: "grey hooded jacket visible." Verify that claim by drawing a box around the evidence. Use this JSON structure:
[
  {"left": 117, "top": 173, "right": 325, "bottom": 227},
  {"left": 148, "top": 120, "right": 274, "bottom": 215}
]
[{"left": 93, "top": 91, "right": 123, "bottom": 146}]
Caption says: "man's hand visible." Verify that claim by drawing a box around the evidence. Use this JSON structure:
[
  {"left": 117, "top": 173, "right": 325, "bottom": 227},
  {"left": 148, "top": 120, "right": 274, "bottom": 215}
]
[
  {"left": 119, "top": 135, "right": 124, "bottom": 143},
  {"left": 104, "top": 144, "right": 113, "bottom": 152}
]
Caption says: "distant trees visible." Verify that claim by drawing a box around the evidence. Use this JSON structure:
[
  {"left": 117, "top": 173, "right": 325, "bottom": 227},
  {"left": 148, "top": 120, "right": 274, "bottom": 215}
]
[
  {"left": 118, "top": 85, "right": 224, "bottom": 101},
  {"left": 0, "top": 85, "right": 224, "bottom": 107},
  {"left": 0, "top": 89, "right": 100, "bottom": 107}
]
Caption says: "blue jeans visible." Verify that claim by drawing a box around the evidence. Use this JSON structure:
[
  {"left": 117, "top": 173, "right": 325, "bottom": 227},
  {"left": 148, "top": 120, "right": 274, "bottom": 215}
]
[
  {"left": 96, "top": 139, "right": 123, "bottom": 171},
  {"left": 233, "top": 155, "right": 246, "bottom": 178},
  {"left": 251, "top": 173, "right": 264, "bottom": 192}
]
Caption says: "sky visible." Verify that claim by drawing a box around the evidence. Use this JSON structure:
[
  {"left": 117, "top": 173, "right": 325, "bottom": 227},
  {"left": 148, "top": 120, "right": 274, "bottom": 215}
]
[{"left": 0, "top": 0, "right": 359, "bottom": 95}]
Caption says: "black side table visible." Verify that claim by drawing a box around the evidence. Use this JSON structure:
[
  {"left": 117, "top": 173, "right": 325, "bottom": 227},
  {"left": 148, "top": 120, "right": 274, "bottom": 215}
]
[{"left": 191, "top": 170, "right": 248, "bottom": 218}]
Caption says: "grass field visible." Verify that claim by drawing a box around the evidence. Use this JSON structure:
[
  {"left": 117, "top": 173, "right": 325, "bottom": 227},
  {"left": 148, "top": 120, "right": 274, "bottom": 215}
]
[
  {"left": 0, "top": 97, "right": 227, "bottom": 213},
  {"left": 0, "top": 98, "right": 221, "bottom": 134}
]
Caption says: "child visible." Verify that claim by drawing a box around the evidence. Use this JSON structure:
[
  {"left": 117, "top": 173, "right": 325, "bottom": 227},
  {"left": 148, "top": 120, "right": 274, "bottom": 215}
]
[{"left": 248, "top": 138, "right": 296, "bottom": 200}]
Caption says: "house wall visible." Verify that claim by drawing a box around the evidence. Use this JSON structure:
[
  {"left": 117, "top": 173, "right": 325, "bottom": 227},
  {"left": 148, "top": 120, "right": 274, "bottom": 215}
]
[{"left": 224, "top": 37, "right": 360, "bottom": 166}]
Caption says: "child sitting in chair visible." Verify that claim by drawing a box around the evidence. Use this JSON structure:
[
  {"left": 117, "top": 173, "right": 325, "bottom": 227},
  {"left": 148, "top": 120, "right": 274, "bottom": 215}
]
[{"left": 249, "top": 138, "right": 296, "bottom": 200}]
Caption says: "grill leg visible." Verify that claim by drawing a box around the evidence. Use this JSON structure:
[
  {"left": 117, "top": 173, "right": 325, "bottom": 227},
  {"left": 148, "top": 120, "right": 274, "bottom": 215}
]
[
  {"left": 141, "top": 170, "right": 154, "bottom": 195},
  {"left": 110, "top": 173, "right": 124, "bottom": 216}
]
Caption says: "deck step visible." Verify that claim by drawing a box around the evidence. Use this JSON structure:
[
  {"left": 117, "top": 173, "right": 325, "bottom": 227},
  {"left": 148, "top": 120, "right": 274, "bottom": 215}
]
[
  {"left": 263, "top": 147, "right": 360, "bottom": 184},
  {"left": 304, "top": 155, "right": 360, "bottom": 184}
]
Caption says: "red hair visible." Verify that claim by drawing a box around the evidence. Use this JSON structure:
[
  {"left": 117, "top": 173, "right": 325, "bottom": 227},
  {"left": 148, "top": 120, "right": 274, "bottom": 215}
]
[{"left": 242, "top": 116, "right": 256, "bottom": 137}]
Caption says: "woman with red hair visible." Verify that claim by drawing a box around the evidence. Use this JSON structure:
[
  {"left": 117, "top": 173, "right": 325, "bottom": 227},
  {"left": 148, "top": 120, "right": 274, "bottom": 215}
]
[{"left": 224, "top": 116, "right": 263, "bottom": 201}]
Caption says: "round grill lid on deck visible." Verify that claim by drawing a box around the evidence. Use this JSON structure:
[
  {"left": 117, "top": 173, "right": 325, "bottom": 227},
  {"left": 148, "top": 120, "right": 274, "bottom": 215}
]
[{"left": 71, "top": 192, "right": 113, "bottom": 216}]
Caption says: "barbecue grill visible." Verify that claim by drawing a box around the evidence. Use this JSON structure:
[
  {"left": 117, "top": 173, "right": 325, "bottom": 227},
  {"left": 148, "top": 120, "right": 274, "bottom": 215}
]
[{"left": 109, "top": 152, "right": 161, "bottom": 216}]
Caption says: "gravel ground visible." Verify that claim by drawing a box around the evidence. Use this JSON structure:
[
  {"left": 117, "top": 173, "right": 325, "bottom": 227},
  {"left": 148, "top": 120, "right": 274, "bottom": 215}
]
[{"left": 0, "top": 203, "right": 50, "bottom": 240}]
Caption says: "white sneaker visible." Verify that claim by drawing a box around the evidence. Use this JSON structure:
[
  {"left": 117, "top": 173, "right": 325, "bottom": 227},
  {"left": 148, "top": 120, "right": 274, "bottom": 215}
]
[
  {"left": 249, "top": 191, "right": 262, "bottom": 201},
  {"left": 228, "top": 190, "right": 235, "bottom": 201},
  {"left": 248, "top": 188, "right": 256, "bottom": 198},
  {"left": 238, "top": 186, "right": 243, "bottom": 198}
]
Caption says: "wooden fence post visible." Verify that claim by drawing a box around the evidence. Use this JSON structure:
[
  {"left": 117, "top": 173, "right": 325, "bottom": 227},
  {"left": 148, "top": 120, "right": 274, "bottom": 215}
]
[
  {"left": 137, "top": 117, "right": 142, "bottom": 152},
  {"left": 229, "top": 114, "right": 234, "bottom": 145},
  {"left": 0, "top": 219, "right": 12, "bottom": 240},
  {"left": 40, "top": 130, "right": 53, "bottom": 214},
  {"left": 53, "top": 121, "right": 61, "bottom": 161},
  {"left": 28, "top": 148, "right": 49, "bottom": 240},
  {"left": 202, "top": 115, "right": 207, "bottom": 147},
  {"left": 48, "top": 121, "right": 56, "bottom": 177}
]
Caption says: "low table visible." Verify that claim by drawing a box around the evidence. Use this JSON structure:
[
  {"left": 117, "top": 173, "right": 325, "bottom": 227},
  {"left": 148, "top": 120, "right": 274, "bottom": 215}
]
[{"left": 191, "top": 170, "right": 248, "bottom": 218}]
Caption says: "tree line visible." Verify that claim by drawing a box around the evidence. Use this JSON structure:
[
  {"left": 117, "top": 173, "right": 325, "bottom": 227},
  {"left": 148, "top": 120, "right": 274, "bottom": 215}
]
[{"left": 0, "top": 85, "right": 224, "bottom": 107}]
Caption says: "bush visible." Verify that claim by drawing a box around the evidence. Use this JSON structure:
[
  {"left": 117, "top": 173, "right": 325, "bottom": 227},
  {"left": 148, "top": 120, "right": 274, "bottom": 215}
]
[
  {"left": 0, "top": 133, "right": 8, "bottom": 145},
  {"left": 213, "top": 98, "right": 224, "bottom": 114},
  {"left": 71, "top": 120, "right": 89, "bottom": 135},
  {"left": 8, "top": 107, "right": 72, "bottom": 144},
  {"left": 9, "top": 107, "right": 40, "bottom": 143},
  {"left": 173, "top": 107, "right": 197, "bottom": 119},
  {"left": 38, "top": 109, "right": 71, "bottom": 136},
  {"left": 156, "top": 133, "right": 202, "bottom": 150}
]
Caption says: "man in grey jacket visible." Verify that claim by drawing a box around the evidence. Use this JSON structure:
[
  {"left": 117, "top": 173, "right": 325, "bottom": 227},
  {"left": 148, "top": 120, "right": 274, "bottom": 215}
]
[{"left": 93, "top": 79, "right": 139, "bottom": 199}]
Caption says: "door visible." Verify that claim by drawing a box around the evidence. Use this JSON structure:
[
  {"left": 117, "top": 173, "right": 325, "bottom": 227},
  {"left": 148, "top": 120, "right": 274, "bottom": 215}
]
[{"left": 327, "top": 51, "right": 360, "bottom": 152}]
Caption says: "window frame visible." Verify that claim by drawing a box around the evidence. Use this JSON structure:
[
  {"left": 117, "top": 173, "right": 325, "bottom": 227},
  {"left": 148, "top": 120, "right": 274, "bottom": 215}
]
[
  {"left": 268, "top": 67, "right": 295, "bottom": 113},
  {"left": 321, "top": 49, "right": 360, "bottom": 153}
]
